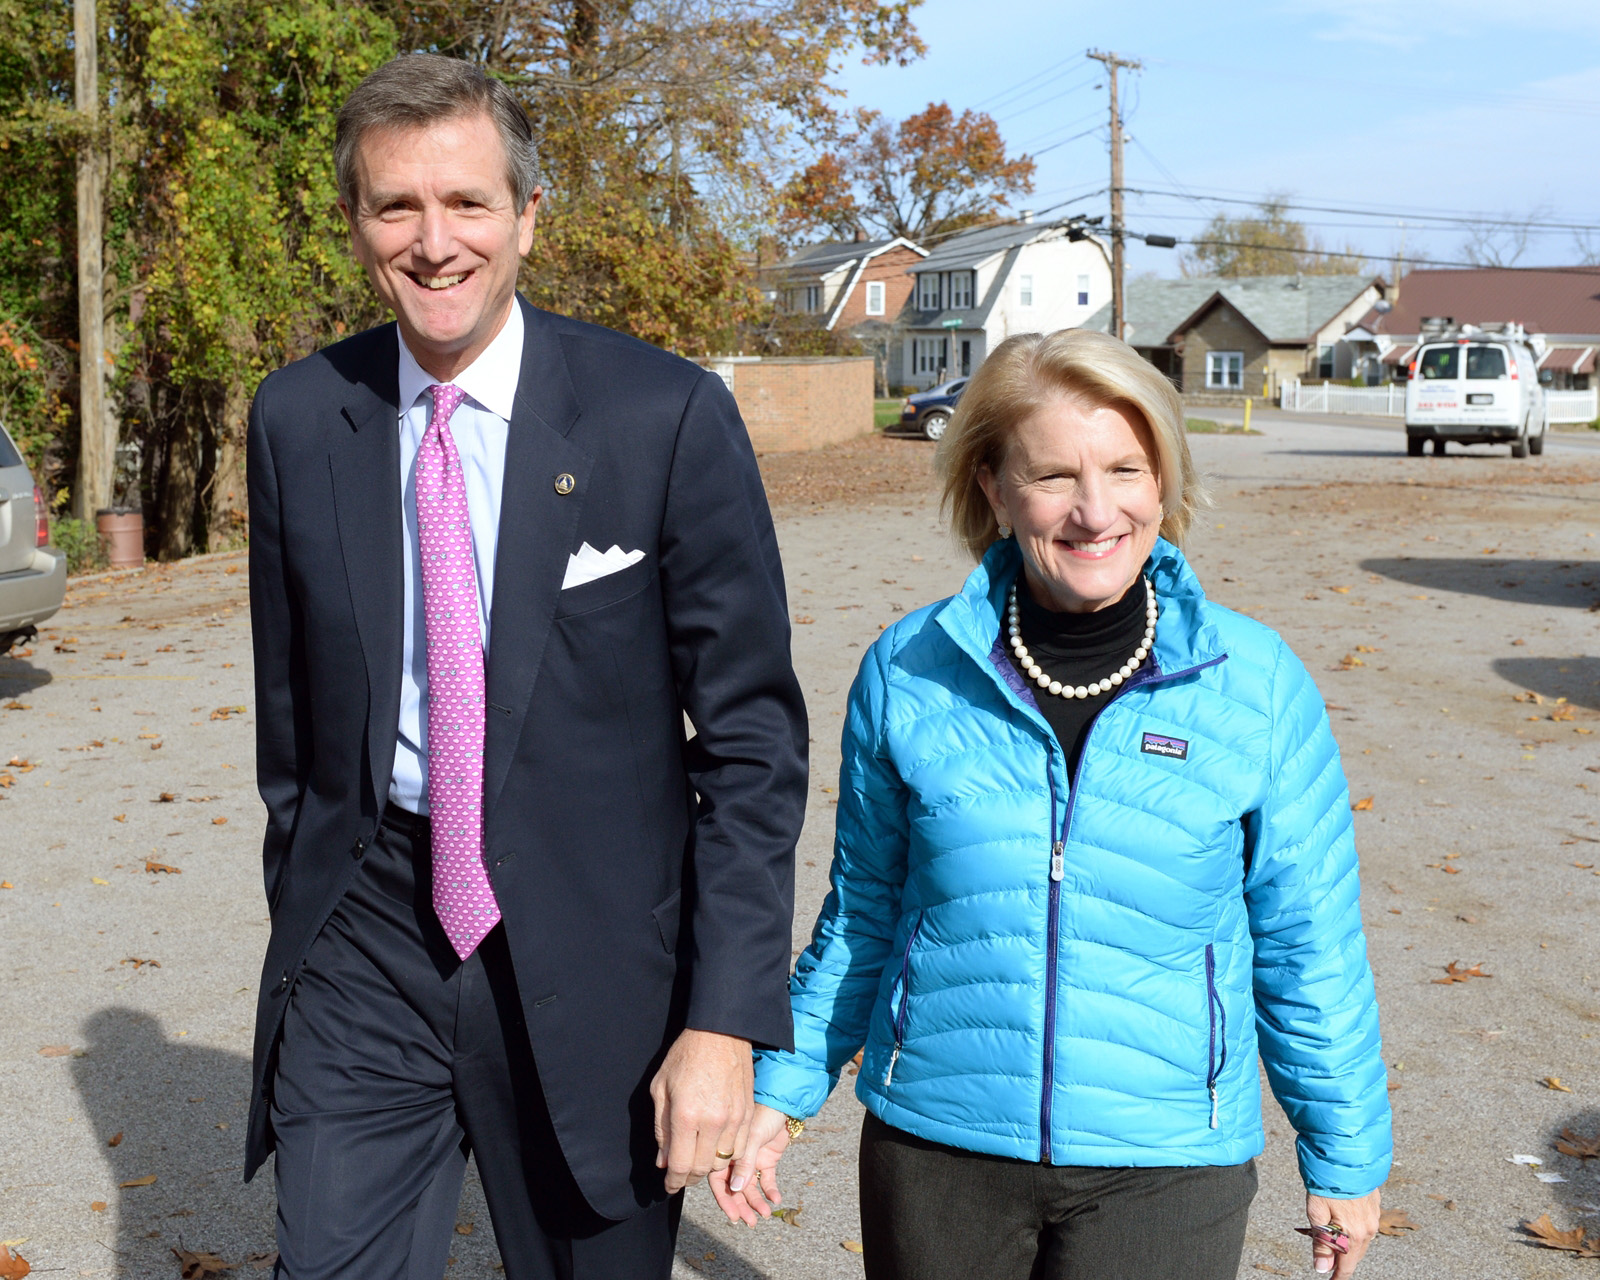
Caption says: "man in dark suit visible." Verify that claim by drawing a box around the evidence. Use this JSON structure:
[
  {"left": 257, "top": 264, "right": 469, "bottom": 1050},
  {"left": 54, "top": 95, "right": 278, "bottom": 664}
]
[{"left": 245, "top": 54, "right": 807, "bottom": 1279}]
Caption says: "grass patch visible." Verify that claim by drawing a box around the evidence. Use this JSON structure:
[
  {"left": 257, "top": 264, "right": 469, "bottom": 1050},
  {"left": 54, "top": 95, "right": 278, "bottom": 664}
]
[
  {"left": 875, "top": 398, "right": 904, "bottom": 429},
  {"left": 1186, "top": 417, "right": 1261, "bottom": 435}
]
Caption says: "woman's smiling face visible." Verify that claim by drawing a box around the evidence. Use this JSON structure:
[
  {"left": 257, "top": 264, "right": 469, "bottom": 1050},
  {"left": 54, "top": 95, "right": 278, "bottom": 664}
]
[{"left": 977, "top": 395, "right": 1164, "bottom": 614}]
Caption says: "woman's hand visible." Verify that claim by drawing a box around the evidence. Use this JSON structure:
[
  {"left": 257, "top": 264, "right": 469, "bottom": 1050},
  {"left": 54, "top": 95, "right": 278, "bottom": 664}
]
[
  {"left": 708, "top": 1104, "right": 792, "bottom": 1227},
  {"left": 1305, "top": 1189, "right": 1381, "bottom": 1276}
]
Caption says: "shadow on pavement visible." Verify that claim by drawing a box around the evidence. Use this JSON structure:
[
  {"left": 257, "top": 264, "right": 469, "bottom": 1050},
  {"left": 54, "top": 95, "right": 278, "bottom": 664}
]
[
  {"left": 1492, "top": 657, "right": 1600, "bottom": 712},
  {"left": 72, "top": 1006, "right": 277, "bottom": 1276},
  {"left": 1534, "top": 1106, "right": 1600, "bottom": 1234},
  {"left": 0, "top": 650, "right": 52, "bottom": 698},
  {"left": 677, "top": 1214, "right": 772, "bottom": 1279},
  {"left": 1269, "top": 449, "right": 1401, "bottom": 459},
  {"left": 1361, "top": 558, "right": 1600, "bottom": 610}
]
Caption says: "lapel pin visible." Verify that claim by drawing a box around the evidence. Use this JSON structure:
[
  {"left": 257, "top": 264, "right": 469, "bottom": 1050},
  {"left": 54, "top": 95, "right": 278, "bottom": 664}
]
[{"left": 554, "top": 473, "right": 576, "bottom": 495}]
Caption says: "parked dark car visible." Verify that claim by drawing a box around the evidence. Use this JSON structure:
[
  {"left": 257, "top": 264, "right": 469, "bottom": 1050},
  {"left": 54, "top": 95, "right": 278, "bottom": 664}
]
[
  {"left": 0, "top": 422, "right": 66, "bottom": 654},
  {"left": 892, "top": 378, "right": 968, "bottom": 441}
]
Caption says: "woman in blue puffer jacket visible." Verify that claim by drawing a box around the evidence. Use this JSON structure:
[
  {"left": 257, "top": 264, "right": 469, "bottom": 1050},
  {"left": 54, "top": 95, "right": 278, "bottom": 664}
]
[{"left": 710, "top": 329, "right": 1391, "bottom": 1280}]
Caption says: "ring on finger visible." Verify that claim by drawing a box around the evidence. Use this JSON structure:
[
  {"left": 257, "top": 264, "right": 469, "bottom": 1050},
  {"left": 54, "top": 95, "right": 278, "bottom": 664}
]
[{"left": 716, "top": 1149, "right": 735, "bottom": 1161}]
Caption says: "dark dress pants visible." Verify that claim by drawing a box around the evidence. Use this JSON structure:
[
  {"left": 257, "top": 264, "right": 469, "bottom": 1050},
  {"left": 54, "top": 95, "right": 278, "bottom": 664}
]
[
  {"left": 270, "top": 808, "right": 680, "bottom": 1280},
  {"left": 858, "top": 1112, "right": 1255, "bottom": 1280}
]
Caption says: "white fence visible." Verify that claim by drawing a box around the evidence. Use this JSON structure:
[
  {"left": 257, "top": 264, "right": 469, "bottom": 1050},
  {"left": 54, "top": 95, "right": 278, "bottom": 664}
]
[{"left": 1281, "top": 379, "right": 1598, "bottom": 424}]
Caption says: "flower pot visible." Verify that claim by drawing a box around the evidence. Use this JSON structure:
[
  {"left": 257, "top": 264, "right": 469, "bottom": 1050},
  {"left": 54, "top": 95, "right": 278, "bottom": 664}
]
[{"left": 95, "top": 509, "right": 145, "bottom": 569}]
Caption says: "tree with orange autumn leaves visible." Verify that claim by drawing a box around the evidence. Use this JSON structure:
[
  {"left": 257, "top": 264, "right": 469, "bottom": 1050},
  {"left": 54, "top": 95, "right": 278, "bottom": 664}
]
[{"left": 780, "top": 102, "right": 1036, "bottom": 243}]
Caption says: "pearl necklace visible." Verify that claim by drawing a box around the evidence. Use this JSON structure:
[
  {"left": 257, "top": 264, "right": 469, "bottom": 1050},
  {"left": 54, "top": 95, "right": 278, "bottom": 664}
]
[{"left": 1007, "top": 577, "right": 1157, "bottom": 699}]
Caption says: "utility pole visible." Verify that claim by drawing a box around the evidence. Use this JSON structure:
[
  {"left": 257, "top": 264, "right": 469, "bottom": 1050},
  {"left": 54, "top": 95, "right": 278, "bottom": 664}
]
[
  {"left": 74, "top": 0, "right": 109, "bottom": 521},
  {"left": 1088, "top": 49, "right": 1141, "bottom": 343}
]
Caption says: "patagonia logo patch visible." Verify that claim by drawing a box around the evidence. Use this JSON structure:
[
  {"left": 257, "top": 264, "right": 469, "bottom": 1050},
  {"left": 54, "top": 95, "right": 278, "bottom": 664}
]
[{"left": 1141, "top": 732, "right": 1189, "bottom": 760}]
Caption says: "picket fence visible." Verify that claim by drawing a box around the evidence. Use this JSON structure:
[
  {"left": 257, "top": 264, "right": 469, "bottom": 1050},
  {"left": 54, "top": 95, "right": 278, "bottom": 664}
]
[{"left": 1280, "top": 379, "right": 1597, "bottom": 424}]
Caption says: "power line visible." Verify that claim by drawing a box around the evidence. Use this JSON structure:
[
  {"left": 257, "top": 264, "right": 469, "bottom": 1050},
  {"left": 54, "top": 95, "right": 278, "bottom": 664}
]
[
  {"left": 1029, "top": 126, "right": 1103, "bottom": 159},
  {"left": 1016, "top": 109, "right": 1105, "bottom": 152},
  {"left": 1157, "top": 236, "right": 1600, "bottom": 274},
  {"left": 970, "top": 52, "right": 1089, "bottom": 113},
  {"left": 991, "top": 71, "right": 1103, "bottom": 125},
  {"left": 1125, "top": 186, "right": 1600, "bottom": 235}
]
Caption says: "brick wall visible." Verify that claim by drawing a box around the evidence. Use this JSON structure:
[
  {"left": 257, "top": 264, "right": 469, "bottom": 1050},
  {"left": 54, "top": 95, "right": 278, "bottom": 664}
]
[
  {"left": 832, "top": 245, "right": 922, "bottom": 329},
  {"left": 699, "top": 356, "right": 875, "bottom": 452},
  {"left": 1180, "top": 304, "right": 1272, "bottom": 394}
]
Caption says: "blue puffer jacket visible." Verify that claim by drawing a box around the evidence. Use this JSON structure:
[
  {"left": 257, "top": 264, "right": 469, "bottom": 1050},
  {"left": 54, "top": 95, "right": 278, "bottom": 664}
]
[{"left": 755, "top": 537, "right": 1391, "bottom": 1198}]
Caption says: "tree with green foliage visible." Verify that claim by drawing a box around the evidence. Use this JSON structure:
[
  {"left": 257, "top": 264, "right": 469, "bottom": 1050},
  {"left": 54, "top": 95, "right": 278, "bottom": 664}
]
[{"left": 1181, "top": 197, "right": 1364, "bottom": 278}]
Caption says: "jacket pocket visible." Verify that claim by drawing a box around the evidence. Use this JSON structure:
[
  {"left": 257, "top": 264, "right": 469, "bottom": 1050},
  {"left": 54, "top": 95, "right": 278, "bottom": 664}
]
[
  {"left": 651, "top": 887, "right": 682, "bottom": 954},
  {"left": 1205, "top": 943, "right": 1228, "bottom": 1129},
  {"left": 884, "top": 910, "right": 925, "bottom": 1086}
]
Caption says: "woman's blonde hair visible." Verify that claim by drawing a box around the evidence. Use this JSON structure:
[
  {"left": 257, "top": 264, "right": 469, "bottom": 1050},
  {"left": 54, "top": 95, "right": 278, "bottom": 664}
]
[{"left": 935, "top": 328, "right": 1210, "bottom": 562}]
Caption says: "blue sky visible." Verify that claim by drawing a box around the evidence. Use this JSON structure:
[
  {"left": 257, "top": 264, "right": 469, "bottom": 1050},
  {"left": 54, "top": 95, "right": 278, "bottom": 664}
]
[{"left": 827, "top": 0, "right": 1600, "bottom": 279}]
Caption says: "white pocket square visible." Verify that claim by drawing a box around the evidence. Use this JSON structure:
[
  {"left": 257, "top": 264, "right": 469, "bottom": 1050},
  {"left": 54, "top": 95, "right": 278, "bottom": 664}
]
[{"left": 562, "top": 542, "right": 646, "bottom": 590}]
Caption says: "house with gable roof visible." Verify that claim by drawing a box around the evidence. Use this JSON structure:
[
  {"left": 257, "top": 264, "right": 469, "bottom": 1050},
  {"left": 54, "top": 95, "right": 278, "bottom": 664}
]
[
  {"left": 899, "top": 214, "right": 1112, "bottom": 389},
  {"left": 1085, "top": 274, "right": 1387, "bottom": 400}
]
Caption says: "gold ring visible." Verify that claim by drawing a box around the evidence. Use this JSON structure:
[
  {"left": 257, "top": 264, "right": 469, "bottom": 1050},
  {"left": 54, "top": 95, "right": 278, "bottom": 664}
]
[{"left": 716, "top": 1149, "right": 736, "bottom": 1161}]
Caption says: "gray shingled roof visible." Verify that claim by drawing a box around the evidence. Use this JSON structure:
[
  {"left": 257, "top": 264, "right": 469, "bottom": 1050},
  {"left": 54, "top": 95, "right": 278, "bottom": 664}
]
[
  {"left": 1085, "top": 274, "right": 1378, "bottom": 346},
  {"left": 772, "top": 238, "right": 898, "bottom": 277},
  {"left": 915, "top": 222, "right": 1040, "bottom": 273}
]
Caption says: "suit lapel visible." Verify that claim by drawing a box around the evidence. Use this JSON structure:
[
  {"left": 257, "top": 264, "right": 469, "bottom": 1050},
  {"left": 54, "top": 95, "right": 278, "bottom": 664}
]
[
  {"left": 484, "top": 299, "right": 592, "bottom": 821},
  {"left": 327, "top": 325, "right": 405, "bottom": 813}
]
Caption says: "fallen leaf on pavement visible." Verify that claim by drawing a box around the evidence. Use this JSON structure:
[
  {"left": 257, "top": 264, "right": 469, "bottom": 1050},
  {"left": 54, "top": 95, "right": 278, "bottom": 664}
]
[
  {"left": 0, "top": 882, "right": 11, "bottom": 889},
  {"left": 145, "top": 858, "right": 181, "bottom": 874},
  {"left": 246, "top": 1255, "right": 277, "bottom": 1272},
  {"left": 172, "top": 1248, "right": 237, "bottom": 1278},
  {"left": 1556, "top": 1130, "right": 1600, "bottom": 1159},
  {"left": 0, "top": 1244, "right": 28, "bottom": 1279},
  {"left": 1514, "top": 691, "right": 1544, "bottom": 704},
  {"left": 1253, "top": 1266, "right": 1292, "bottom": 1276},
  {"left": 212, "top": 816, "right": 228, "bottom": 825},
  {"left": 1433, "top": 961, "right": 1492, "bottom": 985},
  {"left": 1521, "top": 1213, "right": 1600, "bottom": 1258},
  {"left": 37, "top": 1045, "right": 71, "bottom": 1057},
  {"left": 1335, "top": 653, "right": 1365, "bottom": 670},
  {"left": 1351, "top": 795, "right": 1374, "bottom": 811},
  {"left": 7, "top": 757, "right": 34, "bottom": 773},
  {"left": 455, "top": 1222, "right": 473, "bottom": 1236},
  {"left": 3, "top": 701, "right": 26, "bottom": 711},
  {"left": 1426, "top": 1194, "right": 1456, "bottom": 1209},
  {"left": 794, "top": 615, "right": 814, "bottom": 624},
  {"left": 90, "top": 1201, "right": 106, "bottom": 1212},
  {"left": 91, "top": 876, "right": 109, "bottom": 885},
  {"left": 841, "top": 1241, "right": 864, "bottom": 1253},
  {"left": 1377, "top": 1209, "right": 1417, "bottom": 1236},
  {"left": 107, "top": 1131, "right": 123, "bottom": 1147},
  {"left": 120, "top": 957, "right": 160, "bottom": 969},
  {"left": 773, "top": 1208, "right": 801, "bottom": 1226},
  {"left": 0, "top": 774, "right": 12, "bottom": 788},
  {"left": 1542, "top": 1076, "right": 1574, "bottom": 1092},
  {"left": 113, "top": 813, "right": 126, "bottom": 822},
  {"left": 155, "top": 792, "right": 177, "bottom": 803},
  {"left": 209, "top": 705, "right": 247, "bottom": 720},
  {"left": 120, "top": 1174, "right": 157, "bottom": 1187}
]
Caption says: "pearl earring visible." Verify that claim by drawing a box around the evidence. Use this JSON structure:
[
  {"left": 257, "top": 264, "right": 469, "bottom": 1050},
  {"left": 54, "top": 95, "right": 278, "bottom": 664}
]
[{"left": 997, "top": 523, "right": 1012, "bottom": 539}]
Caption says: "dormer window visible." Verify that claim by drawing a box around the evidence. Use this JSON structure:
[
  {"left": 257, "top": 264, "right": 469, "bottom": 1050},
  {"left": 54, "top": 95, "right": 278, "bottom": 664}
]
[
  {"left": 916, "top": 273, "right": 941, "bottom": 310},
  {"left": 949, "top": 271, "right": 973, "bottom": 310}
]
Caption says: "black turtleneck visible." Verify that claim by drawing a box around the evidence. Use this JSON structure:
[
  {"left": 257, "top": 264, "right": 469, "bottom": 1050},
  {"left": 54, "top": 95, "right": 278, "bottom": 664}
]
[{"left": 1005, "top": 576, "right": 1150, "bottom": 773}]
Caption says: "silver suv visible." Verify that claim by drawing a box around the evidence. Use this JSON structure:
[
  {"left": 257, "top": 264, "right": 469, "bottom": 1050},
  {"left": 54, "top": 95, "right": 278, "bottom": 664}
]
[{"left": 0, "top": 422, "right": 66, "bottom": 654}]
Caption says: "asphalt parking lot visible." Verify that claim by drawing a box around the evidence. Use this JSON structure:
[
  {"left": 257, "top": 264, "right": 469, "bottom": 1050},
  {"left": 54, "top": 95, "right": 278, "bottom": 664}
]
[{"left": 2, "top": 411, "right": 1597, "bottom": 1279}]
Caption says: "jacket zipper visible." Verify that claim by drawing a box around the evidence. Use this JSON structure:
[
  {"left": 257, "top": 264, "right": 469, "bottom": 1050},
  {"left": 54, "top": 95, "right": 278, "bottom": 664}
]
[
  {"left": 1037, "top": 653, "right": 1229, "bottom": 1164},
  {"left": 1205, "top": 943, "right": 1227, "bottom": 1129},
  {"left": 884, "top": 909, "right": 925, "bottom": 1086}
]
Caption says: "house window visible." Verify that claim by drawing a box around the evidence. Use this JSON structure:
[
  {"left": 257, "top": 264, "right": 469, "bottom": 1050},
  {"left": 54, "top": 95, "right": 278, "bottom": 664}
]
[
  {"left": 913, "top": 337, "right": 948, "bottom": 376},
  {"left": 916, "top": 273, "right": 941, "bottom": 310},
  {"left": 805, "top": 284, "right": 822, "bottom": 314},
  {"left": 1205, "top": 351, "right": 1244, "bottom": 390},
  {"left": 865, "top": 280, "right": 886, "bottom": 317},
  {"left": 1318, "top": 344, "right": 1335, "bottom": 378},
  {"left": 960, "top": 339, "right": 973, "bottom": 376},
  {"left": 950, "top": 271, "right": 973, "bottom": 310},
  {"left": 1019, "top": 274, "right": 1034, "bottom": 307},
  {"left": 1077, "top": 274, "right": 1090, "bottom": 307}
]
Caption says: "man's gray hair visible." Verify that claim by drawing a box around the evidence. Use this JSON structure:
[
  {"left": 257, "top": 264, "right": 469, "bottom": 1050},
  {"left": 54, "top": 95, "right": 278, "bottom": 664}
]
[{"left": 336, "top": 54, "right": 542, "bottom": 210}]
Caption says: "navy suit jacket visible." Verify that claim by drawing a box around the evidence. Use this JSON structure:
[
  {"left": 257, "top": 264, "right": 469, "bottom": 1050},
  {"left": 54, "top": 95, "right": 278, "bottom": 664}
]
[{"left": 245, "top": 297, "right": 807, "bottom": 1218}]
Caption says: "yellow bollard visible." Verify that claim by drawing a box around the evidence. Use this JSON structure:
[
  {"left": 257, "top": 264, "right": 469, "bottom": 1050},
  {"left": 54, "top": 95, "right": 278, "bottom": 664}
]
[{"left": 1243, "top": 397, "right": 1252, "bottom": 433}]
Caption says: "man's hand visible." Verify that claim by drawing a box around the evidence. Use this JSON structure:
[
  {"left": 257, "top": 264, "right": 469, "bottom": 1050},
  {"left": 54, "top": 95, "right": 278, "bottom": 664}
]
[
  {"left": 650, "top": 1029, "right": 753, "bottom": 1194},
  {"left": 1306, "top": 1188, "right": 1381, "bottom": 1277},
  {"left": 709, "top": 1104, "right": 791, "bottom": 1226}
]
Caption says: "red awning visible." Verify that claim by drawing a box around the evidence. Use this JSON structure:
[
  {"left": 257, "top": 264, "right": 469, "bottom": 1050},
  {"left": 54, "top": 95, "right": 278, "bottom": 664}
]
[
  {"left": 1380, "top": 344, "right": 1417, "bottom": 365},
  {"left": 1538, "top": 346, "right": 1595, "bottom": 374}
]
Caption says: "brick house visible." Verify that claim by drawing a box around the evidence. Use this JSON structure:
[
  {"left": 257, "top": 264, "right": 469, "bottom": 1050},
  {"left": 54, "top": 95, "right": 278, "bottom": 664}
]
[
  {"left": 1342, "top": 267, "right": 1600, "bottom": 390},
  {"left": 1086, "top": 274, "right": 1386, "bottom": 399},
  {"left": 764, "top": 235, "right": 927, "bottom": 386}
]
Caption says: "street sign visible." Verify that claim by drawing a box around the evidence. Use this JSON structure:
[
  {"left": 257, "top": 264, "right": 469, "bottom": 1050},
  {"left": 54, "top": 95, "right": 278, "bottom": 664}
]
[{"left": 941, "top": 318, "right": 963, "bottom": 329}]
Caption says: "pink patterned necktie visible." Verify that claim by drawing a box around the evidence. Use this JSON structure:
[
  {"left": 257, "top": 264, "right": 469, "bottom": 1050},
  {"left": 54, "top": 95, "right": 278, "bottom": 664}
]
[{"left": 417, "top": 383, "right": 500, "bottom": 960}]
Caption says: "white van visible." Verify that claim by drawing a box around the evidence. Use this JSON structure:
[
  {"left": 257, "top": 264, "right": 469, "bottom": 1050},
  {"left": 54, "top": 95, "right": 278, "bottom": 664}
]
[{"left": 1404, "top": 322, "right": 1549, "bottom": 457}]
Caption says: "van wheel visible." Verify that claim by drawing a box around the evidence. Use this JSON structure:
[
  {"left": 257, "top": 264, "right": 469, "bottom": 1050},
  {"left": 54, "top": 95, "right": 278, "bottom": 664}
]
[
  {"left": 921, "top": 411, "right": 950, "bottom": 442},
  {"left": 1529, "top": 430, "right": 1544, "bottom": 456},
  {"left": 1510, "top": 436, "right": 1528, "bottom": 458},
  {"left": 1407, "top": 436, "right": 1425, "bottom": 457},
  {"left": 1431, "top": 438, "right": 1447, "bottom": 455}
]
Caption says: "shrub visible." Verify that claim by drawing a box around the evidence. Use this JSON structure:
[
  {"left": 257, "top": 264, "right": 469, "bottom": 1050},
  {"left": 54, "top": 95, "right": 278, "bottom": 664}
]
[{"left": 51, "top": 517, "right": 106, "bottom": 575}]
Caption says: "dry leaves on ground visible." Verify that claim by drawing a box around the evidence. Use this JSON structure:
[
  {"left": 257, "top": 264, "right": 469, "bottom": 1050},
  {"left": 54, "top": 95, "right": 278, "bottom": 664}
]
[
  {"left": 246, "top": 1256, "right": 276, "bottom": 1273},
  {"left": 145, "top": 858, "right": 181, "bottom": 874},
  {"left": 0, "top": 1244, "right": 28, "bottom": 1279},
  {"left": 155, "top": 792, "right": 177, "bottom": 803},
  {"left": 120, "top": 1174, "right": 156, "bottom": 1188},
  {"left": 1253, "top": 1266, "right": 1292, "bottom": 1276},
  {"left": 1377, "top": 1209, "right": 1418, "bottom": 1237},
  {"left": 1541, "top": 1076, "right": 1574, "bottom": 1092},
  {"left": 37, "top": 1045, "right": 71, "bottom": 1057},
  {"left": 107, "top": 1131, "right": 123, "bottom": 1147},
  {"left": 1433, "top": 961, "right": 1493, "bottom": 985},
  {"left": 173, "top": 1248, "right": 237, "bottom": 1278},
  {"left": 7, "top": 757, "right": 34, "bottom": 773},
  {"left": 210, "top": 705, "right": 247, "bottom": 721},
  {"left": 1555, "top": 1129, "right": 1600, "bottom": 1159},
  {"left": 841, "top": 1240, "right": 864, "bottom": 1253},
  {"left": 1521, "top": 1213, "right": 1600, "bottom": 1258},
  {"left": 1351, "top": 796, "right": 1374, "bottom": 812},
  {"left": 121, "top": 957, "right": 161, "bottom": 969}
]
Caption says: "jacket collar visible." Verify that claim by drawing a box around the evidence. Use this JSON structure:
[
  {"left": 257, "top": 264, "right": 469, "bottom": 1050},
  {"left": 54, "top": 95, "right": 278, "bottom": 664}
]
[{"left": 935, "top": 535, "right": 1227, "bottom": 679}]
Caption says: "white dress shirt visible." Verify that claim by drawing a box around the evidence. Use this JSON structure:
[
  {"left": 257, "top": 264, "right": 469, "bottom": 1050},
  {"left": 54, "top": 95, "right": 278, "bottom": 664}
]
[{"left": 390, "top": 300, "right": 524, "bottom": 813}]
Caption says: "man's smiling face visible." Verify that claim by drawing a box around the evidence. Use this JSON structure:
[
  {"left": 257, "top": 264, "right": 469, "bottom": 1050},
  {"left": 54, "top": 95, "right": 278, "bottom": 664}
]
[{"left": 341, "top": 111, "right": 539, "bottom": 382}]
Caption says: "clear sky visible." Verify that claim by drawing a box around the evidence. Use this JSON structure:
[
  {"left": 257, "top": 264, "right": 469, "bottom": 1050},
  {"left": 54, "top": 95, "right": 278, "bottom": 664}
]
[{"left": 827, "top": 0, "right": 1600, "bottom": 279}]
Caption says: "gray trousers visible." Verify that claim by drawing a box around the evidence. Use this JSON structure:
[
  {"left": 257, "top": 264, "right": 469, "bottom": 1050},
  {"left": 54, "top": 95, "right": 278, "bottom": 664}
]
[{"left": 858, "top": 1111, "right": 1256, "bottom": 1280}]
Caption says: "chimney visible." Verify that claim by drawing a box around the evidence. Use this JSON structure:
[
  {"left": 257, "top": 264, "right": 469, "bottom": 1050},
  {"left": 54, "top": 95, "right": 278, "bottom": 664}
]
[
  {"left": 1019, "top": 209, "right": 1034, "bottom": 225},
  {"left": 853, "top": 227, "right": 867, "bottom": 243}
]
